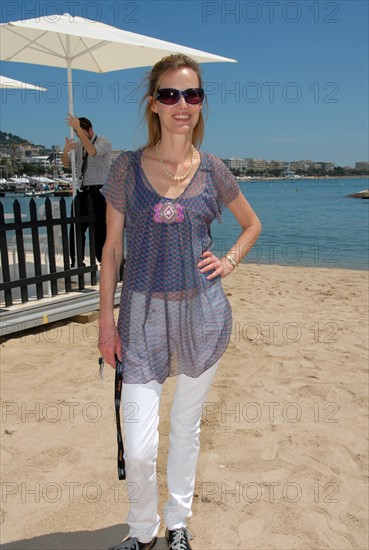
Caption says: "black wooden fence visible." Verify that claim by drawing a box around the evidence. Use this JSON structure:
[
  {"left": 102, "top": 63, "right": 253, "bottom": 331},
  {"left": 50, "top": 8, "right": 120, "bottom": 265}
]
[{"left": 0, "top": 196, "right": 98, "bottom": 307}]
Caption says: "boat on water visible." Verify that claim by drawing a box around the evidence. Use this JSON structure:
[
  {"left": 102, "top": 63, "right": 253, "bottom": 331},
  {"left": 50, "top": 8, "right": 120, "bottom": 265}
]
[
  {"left": 286, "top": 174, "right": 302, "bottom": 180},
  {"left": 24, "top": 188, "right": 54, "bottom": 197},
  {"left": 53, "top": 188, "right": 73, "bottom": 196},
  {"left": 53, "top": 178, "right": 73, "bottom": 196}
]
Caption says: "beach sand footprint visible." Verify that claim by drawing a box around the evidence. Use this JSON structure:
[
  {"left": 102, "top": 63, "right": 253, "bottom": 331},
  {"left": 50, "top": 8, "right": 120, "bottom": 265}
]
[
  {"left": 237, "top": 517, "right": 265, "bottom": 542},
  {"left": 260, "top": 435, "right": 280, "bottom": 461}
]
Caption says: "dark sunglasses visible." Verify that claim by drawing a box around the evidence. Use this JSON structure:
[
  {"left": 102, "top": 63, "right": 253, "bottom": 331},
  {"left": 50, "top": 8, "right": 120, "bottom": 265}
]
[{"left": 156, "top": 88, "right": 205, "bottom": 105}]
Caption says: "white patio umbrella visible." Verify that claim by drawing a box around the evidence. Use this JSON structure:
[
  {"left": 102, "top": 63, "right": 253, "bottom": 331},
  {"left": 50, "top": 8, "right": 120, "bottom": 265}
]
[
  {"left": 0, "top": 75, "right": 47, "bottom": 91},
  {"left": 0, "top": 13, "right": 237, "bottom": 189}
]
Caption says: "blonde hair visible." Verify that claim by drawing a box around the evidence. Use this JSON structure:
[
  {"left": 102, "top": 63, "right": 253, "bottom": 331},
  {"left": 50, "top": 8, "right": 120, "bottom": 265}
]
[{"left": 141, "top": 54, "right": 207, "bottom": 148}]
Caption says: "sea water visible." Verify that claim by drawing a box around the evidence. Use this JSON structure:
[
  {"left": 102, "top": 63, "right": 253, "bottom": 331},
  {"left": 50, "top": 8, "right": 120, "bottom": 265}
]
[
  {"left": 2, "top": 177, "right": 368, "bottom": 270},
  {"left": 213, "top": 177, "right": 368, "bottom": 270}
]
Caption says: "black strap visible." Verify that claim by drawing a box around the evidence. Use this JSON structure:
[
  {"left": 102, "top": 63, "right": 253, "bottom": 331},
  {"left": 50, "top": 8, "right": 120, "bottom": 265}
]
[
  {"left": 115, "top": 357, "right": 126, "bottom": 480},
  {"left": 80, "top": 134, "right": 97, "bottom": 184}
]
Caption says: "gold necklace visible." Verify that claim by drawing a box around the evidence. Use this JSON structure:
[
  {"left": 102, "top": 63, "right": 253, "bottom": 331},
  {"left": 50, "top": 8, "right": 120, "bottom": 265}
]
[{"left": 156, "top": 140, "right": 195, "bottom": 182}]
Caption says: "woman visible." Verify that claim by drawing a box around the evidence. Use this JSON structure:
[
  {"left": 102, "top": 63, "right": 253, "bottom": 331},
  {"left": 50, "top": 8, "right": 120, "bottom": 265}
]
[{"left": 98, "top": 54, "right": 261, "bottom": 550}]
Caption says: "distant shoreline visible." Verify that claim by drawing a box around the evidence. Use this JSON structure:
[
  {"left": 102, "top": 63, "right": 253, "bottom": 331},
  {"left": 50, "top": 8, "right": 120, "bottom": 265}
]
[{"left": 238, "top": 175, "right": 369, "bottom": 182}]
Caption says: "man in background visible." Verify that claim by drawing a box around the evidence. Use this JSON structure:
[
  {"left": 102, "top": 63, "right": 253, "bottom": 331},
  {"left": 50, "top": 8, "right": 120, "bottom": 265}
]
[{"left": 62, "top": 115, "right": 111, "bottom": 267}]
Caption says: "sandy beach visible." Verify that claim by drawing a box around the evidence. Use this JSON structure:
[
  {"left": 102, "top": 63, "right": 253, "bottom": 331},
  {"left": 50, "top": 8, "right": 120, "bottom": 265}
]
[{"left": 0, "top": 263, "right": 368, "bottom": 550}]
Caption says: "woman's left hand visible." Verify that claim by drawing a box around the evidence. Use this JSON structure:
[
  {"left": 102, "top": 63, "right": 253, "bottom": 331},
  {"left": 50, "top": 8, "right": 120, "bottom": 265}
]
[{"left": 197, "top": 250, "right": 234, "bottom": 279}]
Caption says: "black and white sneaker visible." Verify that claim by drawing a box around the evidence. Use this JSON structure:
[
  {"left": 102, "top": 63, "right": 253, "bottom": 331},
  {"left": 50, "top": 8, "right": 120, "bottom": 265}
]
[
  {"left": 109, "top": 536, "right": 157, "bottom": 550},
  {"left": 165, "top": 527, "right": 193, "bottom": 550}
]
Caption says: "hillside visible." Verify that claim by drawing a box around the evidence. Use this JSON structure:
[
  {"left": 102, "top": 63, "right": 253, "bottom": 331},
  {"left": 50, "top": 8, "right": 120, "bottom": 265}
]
[{"left": 0, "top": 130, "right": 45, "bottom": 149}]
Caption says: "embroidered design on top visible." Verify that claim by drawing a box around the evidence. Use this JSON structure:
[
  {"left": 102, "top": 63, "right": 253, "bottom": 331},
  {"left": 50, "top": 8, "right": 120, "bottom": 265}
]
[{"left": 153, "top": 201, "right": 184, "bottom": 223}]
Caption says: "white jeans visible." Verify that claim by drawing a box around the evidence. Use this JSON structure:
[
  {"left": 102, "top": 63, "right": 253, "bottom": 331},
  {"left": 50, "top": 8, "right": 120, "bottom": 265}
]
[{"left": 121, "top": 360, "right": 220, "bottom": 543}]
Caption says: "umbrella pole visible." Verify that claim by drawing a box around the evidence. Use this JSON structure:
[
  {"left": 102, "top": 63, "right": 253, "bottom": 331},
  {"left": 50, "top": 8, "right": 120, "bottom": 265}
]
[
  {"left": 66, "top": 41, "right": 77, "bottom": 196},
  {"left": 66, "top": 42, "right": 77, "bottom": 268}
]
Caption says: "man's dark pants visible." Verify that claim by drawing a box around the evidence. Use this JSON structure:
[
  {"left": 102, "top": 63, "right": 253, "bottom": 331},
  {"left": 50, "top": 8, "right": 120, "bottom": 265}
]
[{"left": 70, "top": 186, "right": 106, "bottom": 266}]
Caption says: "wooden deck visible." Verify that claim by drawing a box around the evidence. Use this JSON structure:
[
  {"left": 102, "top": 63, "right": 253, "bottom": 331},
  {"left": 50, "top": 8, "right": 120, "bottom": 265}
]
[{"left": 0, "top": 280, "right": 122, "bottom": 337}]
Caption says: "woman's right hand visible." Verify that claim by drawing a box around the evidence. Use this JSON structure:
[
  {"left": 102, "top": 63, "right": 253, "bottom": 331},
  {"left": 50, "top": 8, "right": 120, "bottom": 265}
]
[{"left": 98, "top": 319, "right": 122, "bottom": 368}]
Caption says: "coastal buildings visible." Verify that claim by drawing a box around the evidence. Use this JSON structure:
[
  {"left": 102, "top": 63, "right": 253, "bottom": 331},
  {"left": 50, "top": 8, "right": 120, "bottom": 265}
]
[
  {"left": 223, "top": 157, "right": 248, "bottom": 172},
  {"left": 355, "top": 161, "right": 369, "bottom": 171},
  {"left": 223, "top": 157, "right": 284, "bottom": 173},
  {"left": 222, "top": 157, "right": 368, "bottom": 177},
  {"left": 223, "top": 157, "right": 286, "bottom": 175}
]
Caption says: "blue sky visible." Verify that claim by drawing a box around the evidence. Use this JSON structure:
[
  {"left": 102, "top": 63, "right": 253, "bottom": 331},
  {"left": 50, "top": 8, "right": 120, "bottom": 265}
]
[{"left": 0, "top": 0, "right": 368, "bottom": 166}]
